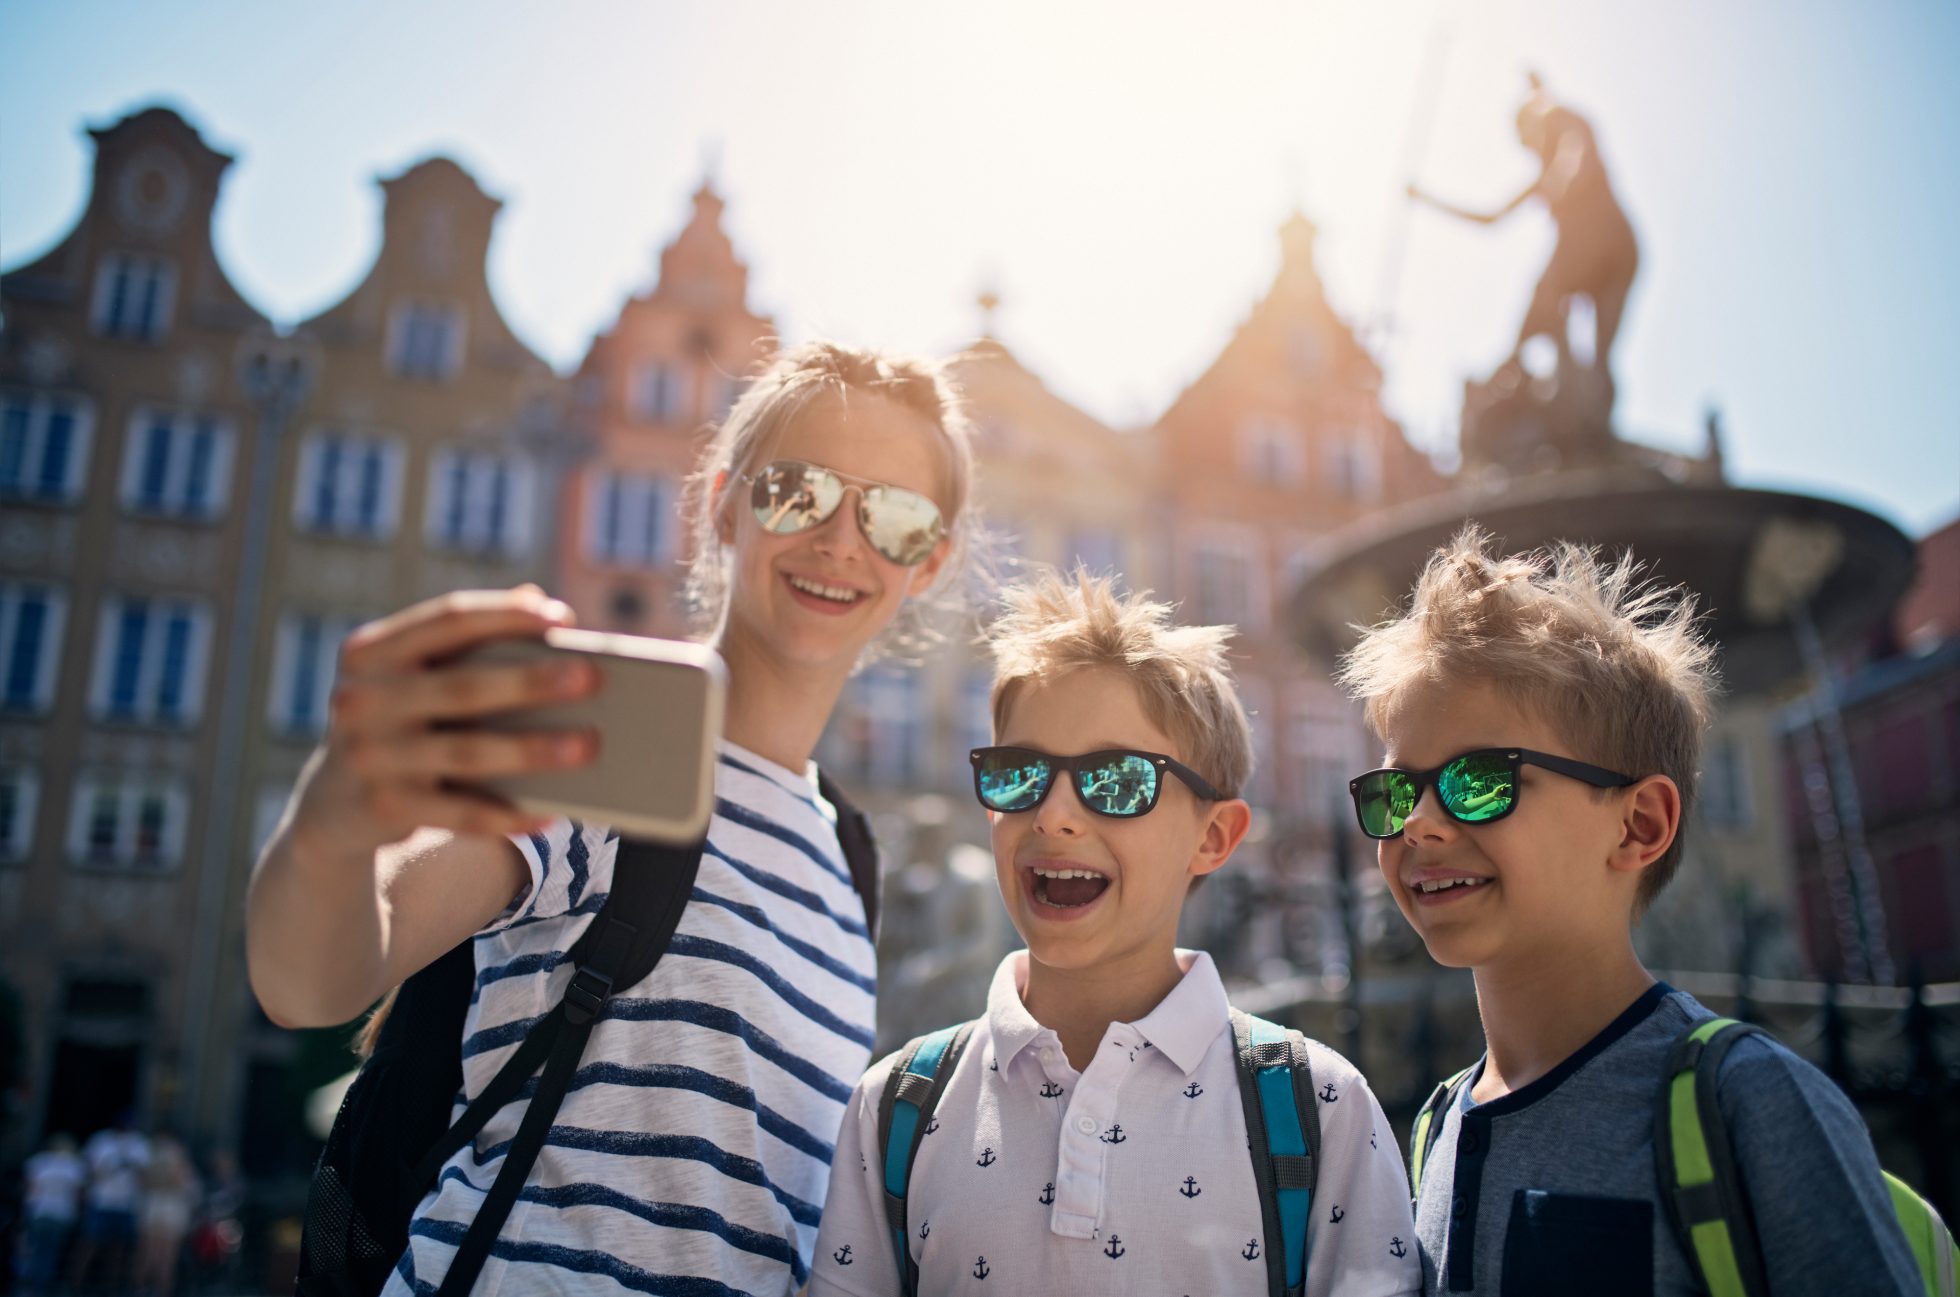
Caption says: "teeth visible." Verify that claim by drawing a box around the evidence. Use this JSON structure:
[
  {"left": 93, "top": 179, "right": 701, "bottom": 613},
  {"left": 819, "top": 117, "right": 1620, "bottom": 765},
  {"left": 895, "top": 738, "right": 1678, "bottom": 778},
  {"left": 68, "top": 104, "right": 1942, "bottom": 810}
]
[
  {"left": 788, "top": 574, "right": 860, "bottom": 603},
  {"left": 1032, "top": 867, "right": 1106, "bottom": 881},
  {"left": 1416, "top": 877, "right": 1486, "bottom": 894}
]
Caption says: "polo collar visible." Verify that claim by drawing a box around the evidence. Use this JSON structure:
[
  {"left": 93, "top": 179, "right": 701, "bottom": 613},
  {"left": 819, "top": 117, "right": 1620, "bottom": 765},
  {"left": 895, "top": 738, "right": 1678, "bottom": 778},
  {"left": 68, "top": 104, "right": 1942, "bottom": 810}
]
[{"left": 983, "top": 948, "right": 1231, "bottom": 1078}]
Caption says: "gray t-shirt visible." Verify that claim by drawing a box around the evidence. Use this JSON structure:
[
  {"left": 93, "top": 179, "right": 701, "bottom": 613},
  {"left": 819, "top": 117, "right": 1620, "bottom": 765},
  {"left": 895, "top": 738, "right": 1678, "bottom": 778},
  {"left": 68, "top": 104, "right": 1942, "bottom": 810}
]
[{"left": 1413, "top": 984, "right": 1920, "bottom": 1296}]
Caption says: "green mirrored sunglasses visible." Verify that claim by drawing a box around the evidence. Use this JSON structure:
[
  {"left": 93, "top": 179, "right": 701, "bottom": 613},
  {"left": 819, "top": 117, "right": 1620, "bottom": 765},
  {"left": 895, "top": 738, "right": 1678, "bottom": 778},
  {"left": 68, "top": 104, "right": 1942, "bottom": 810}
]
[{"left": 1348, "top": 747, "right": 1636, "bottom": 839}]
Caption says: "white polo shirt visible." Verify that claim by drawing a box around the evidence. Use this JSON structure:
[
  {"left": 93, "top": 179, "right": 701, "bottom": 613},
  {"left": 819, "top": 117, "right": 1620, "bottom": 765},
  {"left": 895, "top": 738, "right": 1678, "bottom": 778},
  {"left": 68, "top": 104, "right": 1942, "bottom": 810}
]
[{"left": 810, "top": 950, "right": 1421, "bottom": 1297}]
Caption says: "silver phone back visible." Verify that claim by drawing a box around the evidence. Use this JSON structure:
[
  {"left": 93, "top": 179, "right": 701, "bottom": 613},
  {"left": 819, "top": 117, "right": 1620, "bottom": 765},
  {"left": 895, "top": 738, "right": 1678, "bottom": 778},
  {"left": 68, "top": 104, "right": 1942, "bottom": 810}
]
[{"left": 462, "top": 628, "right": 726, "bottom": 844}]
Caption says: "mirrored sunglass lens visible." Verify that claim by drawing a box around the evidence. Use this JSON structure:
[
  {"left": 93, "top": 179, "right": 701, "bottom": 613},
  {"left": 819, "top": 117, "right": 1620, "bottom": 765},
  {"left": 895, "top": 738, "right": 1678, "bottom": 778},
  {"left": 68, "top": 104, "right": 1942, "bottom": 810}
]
[
  {"left": 1077, "top": 754, "right": 1158, "bottom": 816},
  {"left": 751, "top": 463, "right": 843, "bottom": 535},
  {"left": 1439, "top": 753, "right": 1515, "bottom": 822},
  {"left": 977, "top": 754, "right": 1050, "bottom": 811},
  {"left": 1355, "top": 772, "right": 1416, "bottom": 836},
  {"left": 861, "top": 486, "right": 943, "bottom": 565}
]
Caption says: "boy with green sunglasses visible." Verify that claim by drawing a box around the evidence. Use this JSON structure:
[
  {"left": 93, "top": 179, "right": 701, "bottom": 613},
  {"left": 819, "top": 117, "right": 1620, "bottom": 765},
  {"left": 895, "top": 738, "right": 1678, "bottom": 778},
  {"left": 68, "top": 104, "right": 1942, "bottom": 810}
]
[
  {"left": 809, "top": 570, "right": 1421, "bottom": 1297},
  {"left": 1337, "top": 527, "right": 1923, "bottom": 1296}
]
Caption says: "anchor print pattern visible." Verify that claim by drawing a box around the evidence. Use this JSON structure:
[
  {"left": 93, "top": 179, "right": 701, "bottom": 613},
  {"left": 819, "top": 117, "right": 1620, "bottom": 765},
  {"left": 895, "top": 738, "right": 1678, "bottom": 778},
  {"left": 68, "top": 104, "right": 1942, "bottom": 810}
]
[
  {"left": 1039, "top": 1081, "right": 1064, "bottom": 1099},
  {"left": 924, "top": 1116, "right": 940, "bottom": 1135},
  {"left": 976, "top": 1146, "right": 996, "bottom": 1167},
  {"left": 1099, "top": 1123, "right": 1127, "bottom": 1144},
  {"left": 1183, "top": 1081, "right": 1203, "bottom": 1098},
  {"left": 1390, "top": 1237, "right": 1407, "bottom": 1259},
  {"left": 919, "top": 1219, "right": 930, "bottom": 1240},
  {"left": 1319, "top": 1081, "right": 1339, "bottom": 1104},
  {"left": 1039, "top": 1182, "right": 1055, "bottom": 1205},
  {"left": 1104, "top": 1235, "right": 1126, "bottom": 1259},
  {"left": 1243, "top": 1238, "right": 1262, "bottom": 1261},
  {"left": 973, "top": 1256, "right": 990, "bottom": 1280},
  {"left": 1179, "top": 1176, "right": 1202, "bottom": 1199},
  {"left": 833, "top": 1245, "right": 853, "bottom": 1266},
  {"left": 1329, "top": 1205, "right": 1344, "bottom": 1224}
]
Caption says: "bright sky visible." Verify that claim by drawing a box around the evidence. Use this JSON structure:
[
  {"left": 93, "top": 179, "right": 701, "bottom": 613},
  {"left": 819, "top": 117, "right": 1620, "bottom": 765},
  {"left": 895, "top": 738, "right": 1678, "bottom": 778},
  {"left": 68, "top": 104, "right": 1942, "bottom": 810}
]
[{"left": 5, "top": 1, "right": 1956, "bottom": 535}]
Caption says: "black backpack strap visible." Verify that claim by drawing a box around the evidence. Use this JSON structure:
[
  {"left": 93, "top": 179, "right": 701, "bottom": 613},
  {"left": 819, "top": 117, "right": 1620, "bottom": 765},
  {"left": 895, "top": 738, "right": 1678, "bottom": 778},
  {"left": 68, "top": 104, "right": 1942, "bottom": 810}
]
[
  {"left": 1229, "top": 1009, "right": 1321, "bottom": 1297},
  {"left": 420, "top": 832, "right": 705, "bottom": 1296},
  {"left": 876, "top": 1021, "right": 974, "bottom": 1297},
  {"left": 819, "top": 769, "right": 880, "bottom": 940},
  {"left": 1655, "top": 1017, "right": 1771, "bottom": 1297}
]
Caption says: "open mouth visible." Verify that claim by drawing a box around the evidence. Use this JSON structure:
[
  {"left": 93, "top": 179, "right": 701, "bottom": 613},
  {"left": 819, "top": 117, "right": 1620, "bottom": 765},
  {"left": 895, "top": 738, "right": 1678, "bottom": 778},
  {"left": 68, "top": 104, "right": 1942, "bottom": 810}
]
[
  {"left": 1030, "top": 865, "right": 1111, "bottom": 910},
  {"left": 1410, "top": 876, "right": 1491, "bottom": 901},
  {"left": 785, "top": 573, "right": 864, "bottom": 606}
]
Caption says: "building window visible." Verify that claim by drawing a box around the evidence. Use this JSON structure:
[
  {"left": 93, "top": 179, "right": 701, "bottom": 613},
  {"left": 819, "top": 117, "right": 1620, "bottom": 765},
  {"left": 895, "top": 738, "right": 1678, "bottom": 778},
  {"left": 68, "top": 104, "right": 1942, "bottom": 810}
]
[
  {"left": 1325, "top": 433, "right": 1382, "bottom": 502},
  {"left": 1, "top": 582, "right": 68, "bottom": 714},
  {"left": 90, "top": 254, "right": 176, "bottom": 342},
  {"left": 118, "top": 408, "right": 235, "bottom": 521},
  {"left": 1283, "top": 687, "right": 1355, "bottom": 824},
  {"left": 630, "top": 362, "right": 693, "bottom": 423},
  {"left": 834, "top": 668, "right": 922, "bottom": 785},
  {"left": 294, "top": 431, "right": 403, "bottom": 541},
  {"left": 0, "top": 769, "right": 38, "bottom": 862},
  {"left": 65, "top": 772, "right": 188, "bottom": 870},
  {"left": 0, "top": 390, "right": 94, "bottom": 505},
  {"left": 386, "top": 302, "right": 465, "bottom": 381},
  {"left": 1189, "top": 529, "right": 1262, "bottom": 631},
  {"left": 1239, "top": 416, "right": 1306, "bottom": 486},
  {"left": 87, "top": 594, "right": 212, "bottom": 728},
  {"left": 427, "top": 448, "right": 534, "bottom": 558},
  {"left": 267, "top": 612, "right": 360, "bottom": 737},
  {"left": 1700, "top": 733, "right": 1755, "bottom": 832},
  {"left": 585, "top": 469, "right": 677, "bottom": 569}
]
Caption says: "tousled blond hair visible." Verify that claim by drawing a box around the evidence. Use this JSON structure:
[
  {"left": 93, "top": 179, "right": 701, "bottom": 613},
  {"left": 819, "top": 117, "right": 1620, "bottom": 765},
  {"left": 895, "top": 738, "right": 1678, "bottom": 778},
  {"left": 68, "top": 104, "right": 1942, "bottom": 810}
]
[
  {"left": 681, "top": 341, "right": 976, "bottom": 662},
  {"left": 1336, "top": 526, "right": 1718, "bottom": 913},
  {"left": 987, "top": 568, "right": 1255, "bottom": 800}
]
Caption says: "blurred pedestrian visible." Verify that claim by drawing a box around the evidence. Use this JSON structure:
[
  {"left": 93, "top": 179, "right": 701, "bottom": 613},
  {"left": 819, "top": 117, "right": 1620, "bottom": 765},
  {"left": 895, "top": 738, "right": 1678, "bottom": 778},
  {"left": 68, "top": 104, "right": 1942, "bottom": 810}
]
[
  {"left": 18, "top": 1134, "right": 84, "bottom": 1294},
  {"left": 68, "top": 1116, "right": 149, "bottom": 1293},
  {"left": 134, "top": 1134, "right": 199, "bottom": 1297}
]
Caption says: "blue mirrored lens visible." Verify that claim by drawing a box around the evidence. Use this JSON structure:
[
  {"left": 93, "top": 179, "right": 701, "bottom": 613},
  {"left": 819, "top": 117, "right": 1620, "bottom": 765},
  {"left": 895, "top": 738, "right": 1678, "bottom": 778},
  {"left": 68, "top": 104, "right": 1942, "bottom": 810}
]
[
  {"left": 1077, "top": 754, "right": 1158, "bottom": 816},
  {"left": 977, "top": 755, "right": 1051, "bottom": 811}
]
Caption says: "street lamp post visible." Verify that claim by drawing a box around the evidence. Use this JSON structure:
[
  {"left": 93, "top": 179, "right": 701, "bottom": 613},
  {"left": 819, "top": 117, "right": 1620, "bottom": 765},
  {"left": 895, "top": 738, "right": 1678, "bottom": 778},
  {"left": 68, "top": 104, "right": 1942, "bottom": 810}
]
[{"left": 178, "top": 334, "right": 316, "bottom": 1146}]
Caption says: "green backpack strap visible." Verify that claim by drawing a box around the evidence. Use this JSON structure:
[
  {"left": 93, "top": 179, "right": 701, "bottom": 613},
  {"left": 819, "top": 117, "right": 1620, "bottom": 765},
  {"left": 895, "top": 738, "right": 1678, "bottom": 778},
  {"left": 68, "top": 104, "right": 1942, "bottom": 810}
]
[
  {"left": 1409, "top": 1063, "right": 1477, "bottom": 1208},
  {"left": 1229, "top": 1008, "right": 1322, "bottom": 1297},
  {"left": 1656, "top": 1016, "right": 1960, "bottom": 1297},
  {"left": 875, "top": 1021, "right": 974, "bottom": 1297}
]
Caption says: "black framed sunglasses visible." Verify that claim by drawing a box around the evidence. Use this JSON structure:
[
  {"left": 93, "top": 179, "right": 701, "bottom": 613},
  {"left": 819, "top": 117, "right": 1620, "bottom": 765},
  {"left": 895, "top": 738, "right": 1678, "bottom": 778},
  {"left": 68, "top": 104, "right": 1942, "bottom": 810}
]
[
  {"left": 969, "top": 746, "right": 1224, "bottom": 819},
  {"left": 1347, "top": 747, "right": 1637, "bottom": 840},
  {"left": 737, "top": 459, "right": 945, "bottom": 566}
]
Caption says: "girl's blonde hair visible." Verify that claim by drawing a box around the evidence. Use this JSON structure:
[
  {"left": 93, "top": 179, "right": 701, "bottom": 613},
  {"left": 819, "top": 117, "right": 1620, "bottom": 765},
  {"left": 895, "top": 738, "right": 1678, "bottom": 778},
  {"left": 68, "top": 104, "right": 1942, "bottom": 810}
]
[
  {"left": 1336, "top": 525, "right": 1718, "bottom": 913},
  {"left": 682, "top": 341, "right": 975, "bottom": 662},
  {"left": 986, "top": 567, "right": 1255, "bottom": 799}
]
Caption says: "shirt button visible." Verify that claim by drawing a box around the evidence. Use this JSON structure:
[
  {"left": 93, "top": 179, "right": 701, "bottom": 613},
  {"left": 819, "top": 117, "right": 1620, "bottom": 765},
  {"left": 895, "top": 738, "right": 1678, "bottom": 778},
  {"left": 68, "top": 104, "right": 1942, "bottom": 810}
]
[
  {"left": 1075, "top": 1116, "right": 1098, "bottom": 1136},
  {"left": 1452, "top": 1194, "right": 1467, "bottom": 1219}
]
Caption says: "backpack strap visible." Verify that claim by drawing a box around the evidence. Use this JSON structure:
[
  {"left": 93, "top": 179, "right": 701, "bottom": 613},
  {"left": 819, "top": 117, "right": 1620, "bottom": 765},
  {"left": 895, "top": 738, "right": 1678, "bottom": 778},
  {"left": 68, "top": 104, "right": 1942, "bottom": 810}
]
[
  {"left": 1229, "top": 1009, "right": 1321, "bottom": 1297},
  {"left": 415, "top": 832, "right": 706, "bottom": 1297},
  {"left": 876, "top": 1021, "right": 974, "bottom": 1297},
  {"left": 1654, "top": 1017, "right": 1770, "bottom": 1297},
  {"left": 819, "top": 769, "right": 881, "bottom": 940},
  {"left": 1409, "top": 1063, "right": 1477, "bottom": 1207}
]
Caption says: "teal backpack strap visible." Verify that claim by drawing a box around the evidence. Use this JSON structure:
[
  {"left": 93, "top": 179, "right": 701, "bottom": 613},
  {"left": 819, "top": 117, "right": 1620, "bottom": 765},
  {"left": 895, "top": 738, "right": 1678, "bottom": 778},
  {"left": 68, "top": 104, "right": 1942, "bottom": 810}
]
[
  {"left": 1655, "top": 1017, "right": 1773, "bottom": 1297},
  {"left": 1230, "top": 1008, "right": 1321, "bottom": 1297},
  {"left": 1659, "top": 1016, "right": 1960, "bottom": 1297},
  {"left": 875, "top": 1021, "right": 974, "bottom": 1297},
  {"left": 1409, "top": 1064, "right": 1476, "bottom": 1210}
]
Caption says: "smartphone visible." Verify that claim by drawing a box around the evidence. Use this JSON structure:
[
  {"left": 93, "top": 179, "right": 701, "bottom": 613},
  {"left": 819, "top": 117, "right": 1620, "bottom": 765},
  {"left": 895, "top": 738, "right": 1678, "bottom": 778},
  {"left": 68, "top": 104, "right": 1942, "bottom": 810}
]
[{"left": 454, "top": 628, "right": 727, "bottom": 844}]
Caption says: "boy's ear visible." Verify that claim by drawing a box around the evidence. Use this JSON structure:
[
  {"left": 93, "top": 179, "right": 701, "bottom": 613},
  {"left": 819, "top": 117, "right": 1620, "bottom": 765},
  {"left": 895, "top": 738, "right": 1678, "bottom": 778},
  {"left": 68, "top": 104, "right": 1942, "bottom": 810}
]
[
  {"left": 1609, "top": 774, "right": 1680, "bottom": 877},
  {"left": 905, "top": 533, "right": 953, "bottom": 597},
  {"left": 1189, "top": 798, "right": 1254, "bottom": 880}
]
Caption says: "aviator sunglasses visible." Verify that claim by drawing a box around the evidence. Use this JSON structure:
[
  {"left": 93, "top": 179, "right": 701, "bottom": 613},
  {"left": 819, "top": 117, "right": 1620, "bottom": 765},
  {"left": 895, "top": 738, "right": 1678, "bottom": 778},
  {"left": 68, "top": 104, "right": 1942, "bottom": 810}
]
[
  {"left": 738, "top": 459, "right": 945, "bottom": 566},
  {"left": 1347, "top": 748, "right": 1637, "bottom": 840},
  {"left": 970, "top": 746, "right": 1223, "bottom": 819}
]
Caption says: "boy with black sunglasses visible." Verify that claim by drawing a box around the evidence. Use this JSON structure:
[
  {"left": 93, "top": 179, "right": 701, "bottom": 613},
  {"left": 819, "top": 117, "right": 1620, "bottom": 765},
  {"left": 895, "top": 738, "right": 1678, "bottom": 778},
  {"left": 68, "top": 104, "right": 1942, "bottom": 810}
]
[
  {"left": 1337, "top": 527, "right": 1921, "bottom": 1296},
  {"left": 808, "top": 570, "right": 1420, "bottom": 1297}
]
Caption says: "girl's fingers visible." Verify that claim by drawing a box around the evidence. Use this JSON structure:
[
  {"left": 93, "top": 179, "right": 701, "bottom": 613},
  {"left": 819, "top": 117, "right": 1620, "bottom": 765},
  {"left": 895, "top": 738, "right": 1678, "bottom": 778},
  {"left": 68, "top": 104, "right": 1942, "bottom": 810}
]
[
  {"left": 331, "top": 657, "right": 597, "bottom": 731},
  {"left": 339, "top": 589, "right": 573, "bottom": 677},
  {"left": 360, "top": 778, "right": 558, "bottom": 842},
  {"left": 340, "top": 726, "right": 597, "bottom": 786}
]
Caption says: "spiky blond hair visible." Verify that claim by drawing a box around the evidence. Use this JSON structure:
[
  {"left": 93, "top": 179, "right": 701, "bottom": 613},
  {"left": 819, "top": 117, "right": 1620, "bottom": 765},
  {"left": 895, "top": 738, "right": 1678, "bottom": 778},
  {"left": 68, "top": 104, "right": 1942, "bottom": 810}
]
[
  {"left": 1336, "top": 526, "right": 1718, "bottom": 913},
  {"left": 987, "top": 568, "right": 1254, "bottom": 799}
]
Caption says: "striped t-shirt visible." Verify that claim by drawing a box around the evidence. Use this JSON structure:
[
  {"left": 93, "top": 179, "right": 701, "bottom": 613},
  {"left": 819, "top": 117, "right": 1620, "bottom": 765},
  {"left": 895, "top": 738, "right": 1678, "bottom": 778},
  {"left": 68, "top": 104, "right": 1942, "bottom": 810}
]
[{"left": 386, "top": 741, "right": 878, "bottom": 1297}]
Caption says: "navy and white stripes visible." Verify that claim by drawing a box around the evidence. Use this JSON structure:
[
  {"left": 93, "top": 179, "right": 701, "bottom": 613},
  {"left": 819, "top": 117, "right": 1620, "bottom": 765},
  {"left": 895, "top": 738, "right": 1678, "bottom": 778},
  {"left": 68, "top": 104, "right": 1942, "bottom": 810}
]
[{"left": 386, "top": 742, "right": 877, "bottom": 1297}]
